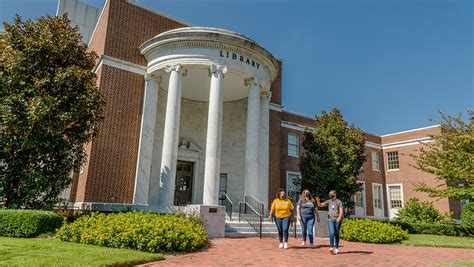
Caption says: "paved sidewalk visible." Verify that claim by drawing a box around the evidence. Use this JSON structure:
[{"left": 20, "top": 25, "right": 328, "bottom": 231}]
[{"left": 142, "top": 237, "right": 474, "bottom": 267}]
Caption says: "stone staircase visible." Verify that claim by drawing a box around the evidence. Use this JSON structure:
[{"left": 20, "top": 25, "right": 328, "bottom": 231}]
[{"left": 225, "top": 212, "right": 329, "bottom": 238}]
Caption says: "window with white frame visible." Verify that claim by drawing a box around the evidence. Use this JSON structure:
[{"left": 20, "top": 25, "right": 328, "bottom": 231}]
[
  {"left": 373, "top": 185, "right": 382, "bottom": 209},
  {"left": 388, "top": 185, "right": 403, "bottom": 208},
  {"left": 288, "top": 133, "right": 300, "bottom": 157},
  {"left": 387, "top": 151, "right": 399, "bottom": 170},
  {"left": 372, "top": 151, "right": 380, "bottom": 171}
]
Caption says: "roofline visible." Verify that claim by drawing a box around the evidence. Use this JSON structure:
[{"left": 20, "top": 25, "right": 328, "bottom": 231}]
[
  {"left": 282, "top": 109, "right": 316, "bottom": 121},
  {"left": 126, "top": 0, "right": 192, "bottom": 26},
  {"left": 380, "top": 124, "right": 440, "bottom": 137}
]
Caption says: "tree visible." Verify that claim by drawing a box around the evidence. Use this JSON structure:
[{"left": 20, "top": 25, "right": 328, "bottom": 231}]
[
  {"left": 413, "top": 110, "right": 473, "bottom": 201},
  {"left": 299, "top": 108, "right": 367, "bottom": 211},
  {"left": 0, "top": 15, "right": 104, "bottom": 209}
]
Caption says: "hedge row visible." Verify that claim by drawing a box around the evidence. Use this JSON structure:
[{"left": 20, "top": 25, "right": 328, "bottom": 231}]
[
  {"left": 0, "top": 209, "right": 63, "bottom": 237},
  {"left": 56, "top": 212, "right": 208, "bottom": 253},
  {"left": 387, "top": 221, "right": 474, "bottom": 237},
  {"left": 340, "top": 219, "right": 408, "bottom": 244}
]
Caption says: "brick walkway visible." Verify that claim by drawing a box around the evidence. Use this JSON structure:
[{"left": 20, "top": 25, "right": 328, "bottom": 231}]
[{"left": 142, "top": 237, "right": 474, "bottom": 267}]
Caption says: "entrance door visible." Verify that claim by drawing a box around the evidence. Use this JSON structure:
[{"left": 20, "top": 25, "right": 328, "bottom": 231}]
[
  {"left": 174, "top": 161, "right": 194, "bottom": 206},
  {"left": 354, "top": 182, "right": 366, "bottom": 217},
  {"left": 387, "top": 185, "right": 403, "bottom": 219},
  {"left": 372, "top": 183, "right": 384, "bottom": 218}
]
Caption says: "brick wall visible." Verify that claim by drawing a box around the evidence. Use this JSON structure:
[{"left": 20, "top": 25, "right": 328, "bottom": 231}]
[
  {"left": 103, "top": 0, "right": 186, "bottom": 66},
  {"left": 268, "top": 110, "right": 282, "bottom": 207},
  {"left": 72, "top": 0, "right": 186, "bottom": 203}
]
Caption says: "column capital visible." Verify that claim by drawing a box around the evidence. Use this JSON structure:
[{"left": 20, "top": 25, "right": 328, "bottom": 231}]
[
  {"left": 164, "top": 63, "right": 181, "bottom": 73},
  {"left": 165, "top": 64, "right": 187, "bottom": 76},
  {"left": 145, "top": 73, "right": 162, "bottom": 84},
  {"left": 260, "top": 90, "right": 272, "bottom": 100},
  {"left": 244, "top": 77, "right": 269, "bottom": 89},
  {"left": 244, "top": 77, "right": 260, "bottom": 87},
  {"left": 210, "top": 64, "right": 227, "bottom": 76}
]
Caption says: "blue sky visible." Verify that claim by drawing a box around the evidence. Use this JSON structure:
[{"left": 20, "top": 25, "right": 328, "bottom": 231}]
[{"left": 1, "top": 0, "right": 472, "bottom": 135}]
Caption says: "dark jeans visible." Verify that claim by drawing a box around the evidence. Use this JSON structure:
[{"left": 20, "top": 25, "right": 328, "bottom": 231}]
[
  {"left": 274, "top": 216, "right": 291, "bottom": 243},
  {"left": 327, "top": 220, "right": 341, "bottom": 248},
  {"left": 300, "top": 216, "right": 315, "bottom": 244}
]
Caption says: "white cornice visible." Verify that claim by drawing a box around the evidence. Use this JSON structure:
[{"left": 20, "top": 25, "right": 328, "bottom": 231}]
[
  {"left": 382, "top": 137, "right": 434, "bottom": 149},
  {"left": 270, "top": 103, "right": 283, "bottom": 112},
  {"left": 365, "top": 141, "right": 382, "bottom": 149},
  {"left": 381, "top": 125, "right": 440, "bottom": 137},
  {"left": 93, "top": 55, "right": 146, "bottom": 75}
]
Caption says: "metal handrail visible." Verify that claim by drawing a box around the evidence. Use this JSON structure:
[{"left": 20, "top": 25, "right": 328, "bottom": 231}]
[
  {"left": 220, "top": 193, "right": 233, "bottom": 221},
  {"left": 239, "top": 195, "right": 264, "bottom": 238}
]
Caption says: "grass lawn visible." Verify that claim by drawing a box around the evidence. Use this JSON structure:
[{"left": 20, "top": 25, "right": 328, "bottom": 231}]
[
  {"left": 401, "top": 234, "right": 474, "bottom": 249},
  {"left": 0, "top": 237, "right": 164, "bottom": 267}
]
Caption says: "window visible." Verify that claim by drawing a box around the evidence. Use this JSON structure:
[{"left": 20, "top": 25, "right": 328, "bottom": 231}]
[
  {"left": 288, "top": 133, "right": 299, "bottom": 157},
  {"left": 353, "top": 182, "right": 365, "bottom": 208},
  {"left": 219, "top": 173, "right": 227, "bottom": 198},
  {"left": 387, "top": 151, "right": 399, "bottom": 170},
  {"left": 372, "top": 152, "right": 380, "bottom": 171},
  {"left": 355, "top": 191, "right": 363, "bottom": 207},
  {"left": 373, "top": 185, "right": 382, "bottom": 209},
  {"left": 388, "top": 185, "right": 403, "bottom": 208},
  {"left": 286, "top": 172, "right": 301, "bottom": 202}
]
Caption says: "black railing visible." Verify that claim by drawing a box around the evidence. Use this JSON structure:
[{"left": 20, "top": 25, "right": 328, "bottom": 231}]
[
  {"left": 219, "top": 194, "right": 233, "bottom": 221},
  {"left": 239, "top": 195, "right": 264, "bottom": 238}
]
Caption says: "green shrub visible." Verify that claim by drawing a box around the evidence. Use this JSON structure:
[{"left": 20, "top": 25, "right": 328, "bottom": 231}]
[
  {"left": 56, "top": 212, "right": 208, "bottom": 253},
  {"left": 340, "top": 219, "right": 408, "bottom": 244},
  {"left": 396, "top": 198, "right": 454, "bottom": 224},
  {"left": 388, "top": 221, "right": 474, "bottom": 237},
  {"left": 0, "top": 209, "right": 63, "bottom": 237},
  {"left": 461, "top": 203, "right": 474, "bottom": 227}
]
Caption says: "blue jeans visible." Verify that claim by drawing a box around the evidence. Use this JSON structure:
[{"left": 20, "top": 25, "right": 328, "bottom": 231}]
[
  {"left": 327, "top": 220, "right": 341, "bottom": 249},
  {"left": 274, "top": 216, "right": 290, "bottom": 243},
  {"left": 300, "top": 216, "right": 315, "bottom": 244}
]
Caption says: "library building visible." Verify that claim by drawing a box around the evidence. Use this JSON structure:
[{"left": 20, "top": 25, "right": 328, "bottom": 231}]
[{"left": 59, "top": 0, "right": 464, "bottom": 221}]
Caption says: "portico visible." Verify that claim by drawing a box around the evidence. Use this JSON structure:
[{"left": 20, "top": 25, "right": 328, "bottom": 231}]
[{"left": 132, "top": 27, "right": 279, "bottom": 212}]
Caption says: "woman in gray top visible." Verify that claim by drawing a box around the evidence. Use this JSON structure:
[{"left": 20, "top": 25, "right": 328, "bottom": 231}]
[
  {"left": 316, "top": 190, "right": 343, "bottom": 255},
  {"left": 297, "top": 189, "right": 321, "bottom": 248}
]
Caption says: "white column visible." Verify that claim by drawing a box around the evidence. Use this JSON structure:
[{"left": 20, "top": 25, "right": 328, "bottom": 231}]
[
  {"left": 259, "top": 90, "right": 271, "bottom": 209},
  {"left": 133, "top": 74, "right": 160, "bottom": 205},
  {"left": 158, "top": 64, "right": 183, "bottom": 211},
  {"left": 243, "top": 77, "right": 261, "bottom": 198},
  {"left": 203, "top": 65, "right": 227, "bottom": 205}
]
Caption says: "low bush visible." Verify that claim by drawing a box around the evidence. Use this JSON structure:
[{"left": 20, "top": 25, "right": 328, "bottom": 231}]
[
  {"left": 461, "top": 203, "right": 474, "bottom": 227},
  {"left": 388, "top": 221, "right": 474, "bottom": 237},
  {"left": 396, "top": 198, "right": 454, "bottom": 224},
  {"left": 340, "top": 219, "right": 408, "bottom": 244},
  {"left": 56, "top": 212, "right": 208, "bottom": 253},
  {"left": 0, "top": 209, "right": 63, "bottom": 237}
]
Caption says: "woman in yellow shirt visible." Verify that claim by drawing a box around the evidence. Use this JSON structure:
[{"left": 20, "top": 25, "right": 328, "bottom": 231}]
[{"left": 269, "top": 188, "right": 294, "bottom": 249}]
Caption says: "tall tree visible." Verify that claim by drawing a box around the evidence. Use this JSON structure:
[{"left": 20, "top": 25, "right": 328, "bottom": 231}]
[
  {"left": 299, "top": 108, "right": 366, "bottom": 210},
  {"left": 0, "top": 15, "right": 104, "bottom": 209},
  {"left": 413, "top": 111, "right": 473, "bottom": 201}
]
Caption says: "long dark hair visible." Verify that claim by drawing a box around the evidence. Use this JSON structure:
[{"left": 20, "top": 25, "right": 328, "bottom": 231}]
[{"left": 276, "top": 188, "right": 285, "bottom": 199}]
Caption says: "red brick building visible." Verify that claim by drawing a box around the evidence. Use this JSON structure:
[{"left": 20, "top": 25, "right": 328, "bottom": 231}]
[{"left": 60, "top": 0, "right": 462, "bottom": 219}]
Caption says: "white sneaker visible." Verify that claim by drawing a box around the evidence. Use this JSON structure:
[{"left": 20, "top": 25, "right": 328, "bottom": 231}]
[
  {"left": 334, "top": 248, "right": 339, "bottom": 255},
  {"left": 329, "top": 247, "right": 334, "bottom": 254},
  {"left": 301, "top": 241, "right": 306, "bottom": 246},
  {"left": 279, "top": 243, "right": 284, "bottom": 249},
  {"left": 283, "top": 242, "right": 288, "bottom": 249},
  {"left": 310, "top": 244, "right": 315, "bottom": 248}
]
